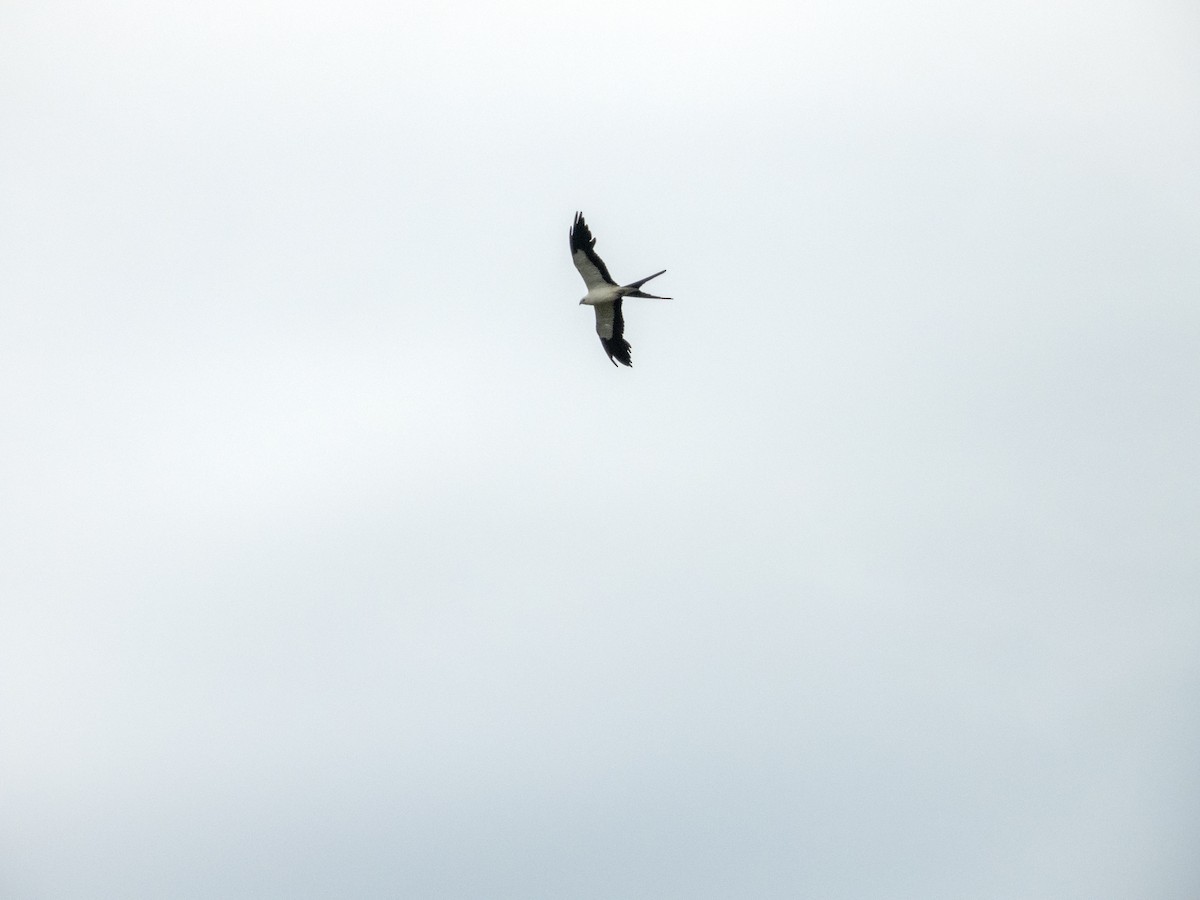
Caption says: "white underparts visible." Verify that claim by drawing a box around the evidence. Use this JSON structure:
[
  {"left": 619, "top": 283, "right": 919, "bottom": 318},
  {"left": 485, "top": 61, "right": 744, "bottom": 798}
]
[{"left": 581, "top": 285, "right": 624, "bottom": 306}]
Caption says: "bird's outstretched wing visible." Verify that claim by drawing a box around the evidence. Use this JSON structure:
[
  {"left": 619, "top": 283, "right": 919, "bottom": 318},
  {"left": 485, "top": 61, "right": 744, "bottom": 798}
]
[
  {"left": 594, "top": 298, "right": 632, "bottom": 367},
  {"left": 570, "top": 212, "right": 616, "bottom": 289}
]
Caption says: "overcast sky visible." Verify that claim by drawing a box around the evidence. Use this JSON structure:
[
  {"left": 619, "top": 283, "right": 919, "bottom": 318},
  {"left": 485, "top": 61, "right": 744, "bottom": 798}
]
[{"left": 2, "top": 0, "right": 1199, "bottom": 897}]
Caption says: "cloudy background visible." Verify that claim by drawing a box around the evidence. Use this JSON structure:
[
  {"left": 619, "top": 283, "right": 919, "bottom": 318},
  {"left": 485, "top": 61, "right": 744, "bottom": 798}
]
[{"left": 2, "top": 0, "right": 1199, "bottom": 896}]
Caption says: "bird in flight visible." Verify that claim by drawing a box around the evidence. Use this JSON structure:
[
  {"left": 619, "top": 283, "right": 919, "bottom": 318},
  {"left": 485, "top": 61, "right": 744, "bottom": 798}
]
[{"left": 570, "top": 212, "right": 669, "bottom": 367}]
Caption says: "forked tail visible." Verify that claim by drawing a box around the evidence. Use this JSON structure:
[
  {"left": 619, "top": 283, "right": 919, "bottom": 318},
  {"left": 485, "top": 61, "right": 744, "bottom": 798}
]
[{"left": 623, "top": 269, "right": 670, "bottom": 300}]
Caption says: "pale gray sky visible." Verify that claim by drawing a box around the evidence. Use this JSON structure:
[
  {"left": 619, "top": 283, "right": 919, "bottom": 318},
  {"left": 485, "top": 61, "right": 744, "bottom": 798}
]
[{"left": 2, "top": 0, "right": 1199, "bottom": 897}]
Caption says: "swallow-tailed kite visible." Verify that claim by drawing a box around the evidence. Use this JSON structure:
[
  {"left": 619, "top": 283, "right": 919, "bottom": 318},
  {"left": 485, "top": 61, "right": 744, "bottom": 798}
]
[{"left": 570, "top": 212, "right": 669, "bottom": 367}]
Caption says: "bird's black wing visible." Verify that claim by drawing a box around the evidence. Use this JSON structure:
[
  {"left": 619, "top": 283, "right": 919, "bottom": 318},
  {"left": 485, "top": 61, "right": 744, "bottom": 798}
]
[
  {"left": 570, "top": 212, "right": 617, "bottom": 288},
  {"left": 596, "top": 298, "right": 632, "bottom": 367}
]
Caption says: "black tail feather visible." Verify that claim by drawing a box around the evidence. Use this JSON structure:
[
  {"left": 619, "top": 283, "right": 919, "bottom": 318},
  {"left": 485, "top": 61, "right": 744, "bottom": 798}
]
[
  {"left": 623, "top": 269, "right": 669, "bottom": 299},
  {"left": 625, "top": 269, "right": 666, "bottom": 290}
]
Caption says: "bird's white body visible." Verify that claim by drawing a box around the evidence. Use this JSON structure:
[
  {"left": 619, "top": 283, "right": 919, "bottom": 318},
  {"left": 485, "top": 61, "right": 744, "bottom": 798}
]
[{"left": 579, "top": 284, "right": 624, "bottom": 306}]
